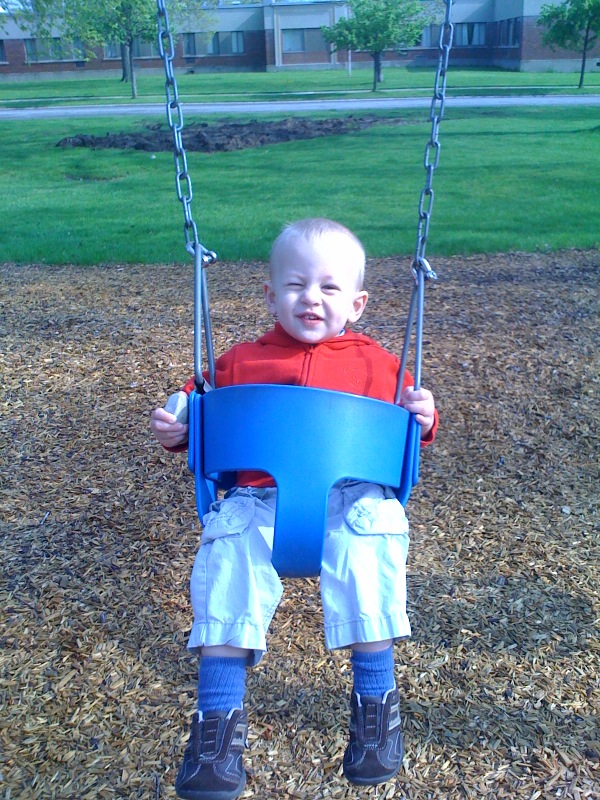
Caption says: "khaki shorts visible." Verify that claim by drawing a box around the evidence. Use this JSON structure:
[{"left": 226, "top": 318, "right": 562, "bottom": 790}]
[{"left": 187, "top": 481, "right": 411, "bottom": 666}]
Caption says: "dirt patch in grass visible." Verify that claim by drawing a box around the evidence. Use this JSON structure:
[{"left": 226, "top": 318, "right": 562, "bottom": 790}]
[
  {"left": 1, "top": 250, "right": 598, "bottom": 798},
  {"left": 56, "top": 115, "right": 409, "bottom": 153}
]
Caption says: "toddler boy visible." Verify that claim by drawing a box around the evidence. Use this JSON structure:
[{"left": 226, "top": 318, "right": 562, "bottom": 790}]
[{"left": 151, "top": 218, "right": 437, "bottom": 798}]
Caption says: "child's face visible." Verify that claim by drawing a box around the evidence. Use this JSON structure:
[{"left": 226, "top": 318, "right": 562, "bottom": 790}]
[{"left": 265, "top": 234, "right": 368, "bottom": 344}]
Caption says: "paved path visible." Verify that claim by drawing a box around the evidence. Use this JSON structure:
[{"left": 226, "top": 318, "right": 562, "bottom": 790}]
[{"left": 1, "top": 94, "right": 600, "bottom": 120}]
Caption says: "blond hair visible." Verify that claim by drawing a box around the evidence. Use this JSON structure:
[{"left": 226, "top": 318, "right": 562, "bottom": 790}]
[{"left": 270, "top": 218, "right": 366, "bottom": 288}]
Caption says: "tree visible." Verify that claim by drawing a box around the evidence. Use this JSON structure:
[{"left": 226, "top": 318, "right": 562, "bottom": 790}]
[
  {"left": 537, "top": 0, "right": 600, "bottom": 88},
  {"left": 1, "top": 0, "right": 213, "bottom": 99},
  {"left": 322, "top": 0, "right": 436, "bottom": 92},
  {"left": 70, "top": 0, "right": 160, "bottom": 98}
]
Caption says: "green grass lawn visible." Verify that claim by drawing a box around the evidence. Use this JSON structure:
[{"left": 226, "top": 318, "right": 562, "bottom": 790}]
[
  {"left": 1, "top": 67, "right": 600, "bottom": 107},
  {"left": 1, "top": 105, "right": 599, "bottom": 265}
]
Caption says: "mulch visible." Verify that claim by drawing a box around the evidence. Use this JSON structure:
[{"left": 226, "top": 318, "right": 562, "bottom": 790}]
[{"left": 1, "top": 250, "right": 598, "bottom": 799}]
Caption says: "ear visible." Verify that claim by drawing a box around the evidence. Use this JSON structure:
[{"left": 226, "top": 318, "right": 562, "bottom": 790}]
[
  {"left": 264, "top": 281, "right": 277, "bottom": 315},
  {"left": 347, "top": 290, "right": 368, "bottom": 323}
]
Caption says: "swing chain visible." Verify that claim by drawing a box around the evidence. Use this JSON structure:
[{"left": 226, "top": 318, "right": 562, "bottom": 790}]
[
  {"left": 412, "top": 0, "right": 454, "bottom": 283},
  {"left": 156, "top": 0, "right": 217, "bottom": 265},
  {"left": 397, "top": 0, "right": 453, "bottom": 400}
]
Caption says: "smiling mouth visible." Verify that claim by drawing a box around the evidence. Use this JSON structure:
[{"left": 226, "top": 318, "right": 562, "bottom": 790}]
[{"left": 298, "top": 313, "right": 323, "bottom": 322}]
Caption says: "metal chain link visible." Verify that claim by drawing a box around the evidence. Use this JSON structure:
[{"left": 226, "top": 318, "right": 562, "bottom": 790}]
[
  {"left": 413, "top": 0, "right": 454, "bottom": 282},
  {"left": 396, "top": 0, "right": 453, "bottom": 402},
  {"left": 157, "top": 0, "right": 216, "bottom": 265}
]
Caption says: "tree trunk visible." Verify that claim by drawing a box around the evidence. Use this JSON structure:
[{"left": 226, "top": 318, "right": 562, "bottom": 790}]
[
  {"left": 120, "top": 43, "right": 129, "bottom": 82},
  {"left": 578, "top": 18, "right": 592, "bottom": 89},
  {"left": 372, "top": 51, "right": 382, "bottom": 92},
  {"left": 128, "top": 43, "right": 137, "bottom": 99}
]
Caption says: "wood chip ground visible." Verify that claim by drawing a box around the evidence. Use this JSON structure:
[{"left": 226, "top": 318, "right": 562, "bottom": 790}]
[{"left": 1, "top": 250, "right": 598, "bottom": 799}]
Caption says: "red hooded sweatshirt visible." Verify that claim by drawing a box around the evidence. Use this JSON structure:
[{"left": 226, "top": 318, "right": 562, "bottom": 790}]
[{"left": 177, "top": 323, "right": 438, "bottom": 487}]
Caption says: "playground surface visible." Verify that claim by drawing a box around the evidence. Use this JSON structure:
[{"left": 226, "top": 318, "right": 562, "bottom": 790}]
[{"left": 1, "top": 249, "right": 598, "bottom": 798}]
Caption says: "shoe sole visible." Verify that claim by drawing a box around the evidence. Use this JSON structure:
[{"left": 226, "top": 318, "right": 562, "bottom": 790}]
[
  {"left": 175, "top": 773, "right": 246, "bottom": 800},
  {"left": 343, "top": 764, "right": 401, "bottom": 786}
]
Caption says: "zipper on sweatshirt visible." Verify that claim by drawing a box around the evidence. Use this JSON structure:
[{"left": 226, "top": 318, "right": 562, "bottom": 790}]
[{"left": 299, "top": 346, "right": 316, "bottom": 387}]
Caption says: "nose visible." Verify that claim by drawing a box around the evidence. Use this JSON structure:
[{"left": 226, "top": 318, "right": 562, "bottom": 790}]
[{"left": 301, "top": 283, "right": 321, "bottom": 305}]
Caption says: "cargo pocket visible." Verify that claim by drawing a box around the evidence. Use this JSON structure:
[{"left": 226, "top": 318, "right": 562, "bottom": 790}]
[
  {"left": 201, "top": 493, "right": 257, "bottom": 543},
  {"left": 342, "top": 482, "right": 409, "bottom": 537}
]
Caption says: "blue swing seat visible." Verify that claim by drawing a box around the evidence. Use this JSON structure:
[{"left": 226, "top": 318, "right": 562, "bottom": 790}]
[{"left": 188, "top": 384, "right": 420, "bottom": 578}]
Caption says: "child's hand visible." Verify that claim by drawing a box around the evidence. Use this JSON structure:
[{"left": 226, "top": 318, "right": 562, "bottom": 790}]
[
  {"left": 150, "top": 407, "right": 189, "bottom": 449},
  {"left": 400, "top": 386, "right": 435, "bottom": 438}
]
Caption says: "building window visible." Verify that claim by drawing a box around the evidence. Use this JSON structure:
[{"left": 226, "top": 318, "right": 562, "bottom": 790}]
[
  {"left": 216, "top": 31, "right": 244, "bottom": 55},
  {"left": 208, "top": 33, "right": 220, "bottom": 55},
  {"left": 183, "top": 33, "right": 197, "bottom": 56},
  {"left": 104, "top": 42, "right": 119, "bottom": 59},
  {"left": 231, "top": 31, "right": 244, "bottom": 54},
  {"left": 454, "top": 22, "right": 486, "bottom": 47},
  {"left": 421, "top": 25, "right": 438, "bottom": 48},
  {"left": 184, "top": 33, "right": 214, "bottom": 56},
  {"left": 25, "top": 37, "right": 85, "bottom": 63},
  {"left": 282, "top": 29, "right": 305, "bottom": 53},
  {"left": 281, "top": 28, "right": 324, "bottom": 54},
  {"left": 132, "top": 38, "right": 160, "bottom": 59},
  {"left": 304, "top": 29, "right": 326, "bottom": 52},
  {"left": 0, "top": 40, "right": 6, "bottom": 62},
  {"left": 498, "top": 18, "right": 520, "bottom": 47},
  {"left": 184, "top": 32, "right": 230, "bottom": 57},
  {"left": 105, "top": 39, "right": 159, "bottom": 59}
]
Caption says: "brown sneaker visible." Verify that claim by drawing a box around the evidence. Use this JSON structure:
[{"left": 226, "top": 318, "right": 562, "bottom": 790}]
[
  {"left": 175, "top": 709, "right": 248, "bottom": 800},
  {"left": 343, "top": 688, "right": 404, "bottom": 786}
]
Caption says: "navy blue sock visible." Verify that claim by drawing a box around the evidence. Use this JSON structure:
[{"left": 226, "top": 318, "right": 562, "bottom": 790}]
[
  {"left": 197, "top": 656, "right": 247, "bottom": 714},
  {"left": 351, "top": 646, "right": 395, "bottom": 697}
]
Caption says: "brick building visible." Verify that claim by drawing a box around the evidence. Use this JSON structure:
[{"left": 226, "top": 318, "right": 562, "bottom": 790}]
[{"left": 1, "top": 0, "right": 598, "bottom": 81}]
